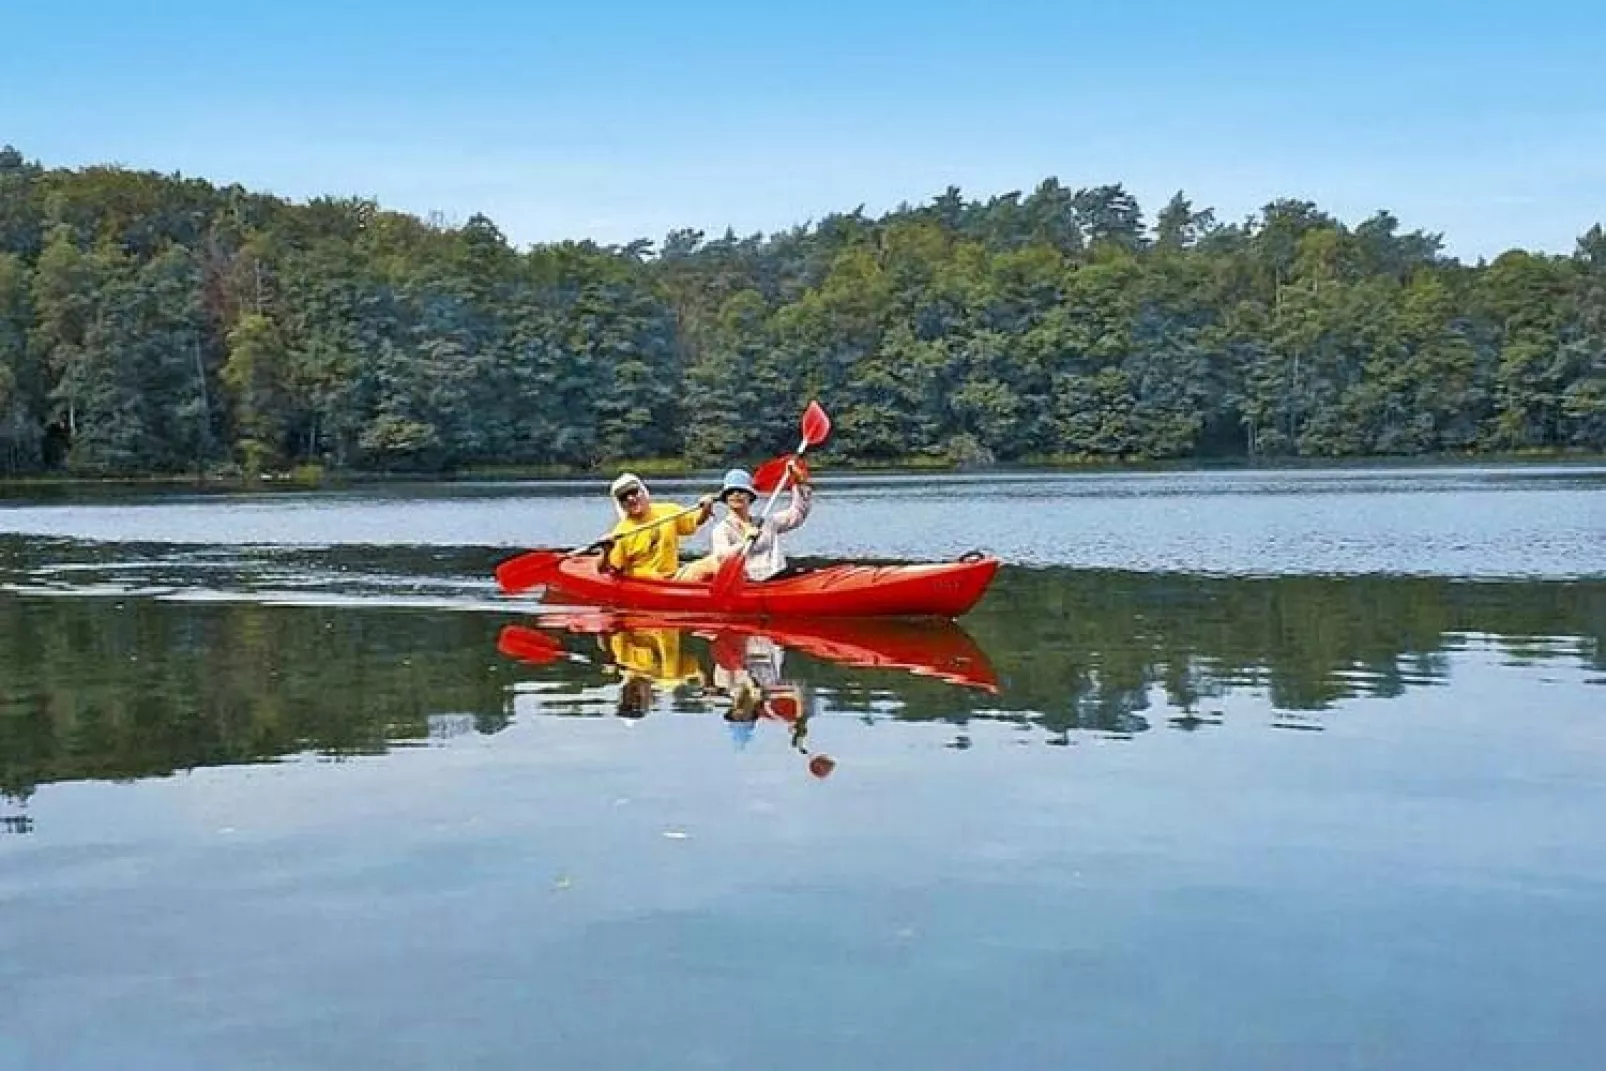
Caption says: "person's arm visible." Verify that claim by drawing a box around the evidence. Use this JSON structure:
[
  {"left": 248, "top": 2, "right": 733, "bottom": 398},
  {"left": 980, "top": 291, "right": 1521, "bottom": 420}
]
[
  {"left": 676, "top": 495, "right": 716, "bottom": 535},
  {"left": 711, "top": 517, "right": 743, "bottom": 560},
  {"left": 767, "top": 476, "right": 813, "bottom": 535},
  {"left": 598, "top": 520, "right": 628, "bottom": 573}
]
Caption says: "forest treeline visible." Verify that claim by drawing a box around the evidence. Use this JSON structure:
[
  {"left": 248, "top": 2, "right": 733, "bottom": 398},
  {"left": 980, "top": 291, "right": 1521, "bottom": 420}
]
[{"left": 1, "top": 143, "right": 1602, "bottom": 477}]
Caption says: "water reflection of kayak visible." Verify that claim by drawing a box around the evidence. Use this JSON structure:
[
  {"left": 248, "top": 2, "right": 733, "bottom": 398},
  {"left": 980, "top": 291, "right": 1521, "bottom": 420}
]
[
  {"left": 499, "top": 611, "right": 999, "bottom": 693},
  {"left": 538, "top": 553, "right": 1000, "bottom": 618}
]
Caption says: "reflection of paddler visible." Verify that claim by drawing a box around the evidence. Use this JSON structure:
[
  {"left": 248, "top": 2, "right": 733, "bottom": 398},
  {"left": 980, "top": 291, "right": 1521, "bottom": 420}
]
[
  {"left": 711, "top": 632, "right": 784, "bottom": 689},
  {"left": 607, "top": 628, "right": 704, "bottom": 685},
  {"left": 601, "top": 627, "right": 705, "bottom": 718},
  {"left": 715, "top": 633, "right": 782, "bottom": 747},
  {"left": 710, "top": 633, "right": 825, "bottom": 772}
]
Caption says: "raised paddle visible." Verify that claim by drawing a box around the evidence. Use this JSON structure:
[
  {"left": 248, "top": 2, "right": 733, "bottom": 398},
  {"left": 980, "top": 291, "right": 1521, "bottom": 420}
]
[
  {"left": 750, "top": 453, "right": 811, "bottom": 494},
  {"left": 494, "top": 496, "right": 711, "bottom": 595},
  {"left": 710, "top": 401, "right": 832, "bottom": 602}
]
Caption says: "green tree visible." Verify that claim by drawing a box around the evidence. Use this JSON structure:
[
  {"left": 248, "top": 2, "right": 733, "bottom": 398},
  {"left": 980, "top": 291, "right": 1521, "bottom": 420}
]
[
  {"left": 0, "top": 146, "right": 1600, "bottom": 478},
  {"left": 0, "top": 253, "right": 41, "bottom": 471},
  {"left": 221, "top": 312, "right": 290, "bottom": 473}
]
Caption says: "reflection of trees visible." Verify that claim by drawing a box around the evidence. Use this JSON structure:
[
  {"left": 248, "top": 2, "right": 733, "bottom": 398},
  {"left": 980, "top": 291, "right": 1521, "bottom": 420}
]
[
  {"left": 0, "top": 595, "right": 514, "bottom": 798},
  {"left": 812, "top": 569, "right": 1606, "bottom": 732},
  {"left": 2, "top": 568, "right": 1601, "bottom": 795}
]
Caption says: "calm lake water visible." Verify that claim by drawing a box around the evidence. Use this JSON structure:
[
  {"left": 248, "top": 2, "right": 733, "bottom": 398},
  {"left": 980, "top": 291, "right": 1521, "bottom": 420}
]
[{"left": 2, "top": 465, "right": 1604, "bottom": 1070}]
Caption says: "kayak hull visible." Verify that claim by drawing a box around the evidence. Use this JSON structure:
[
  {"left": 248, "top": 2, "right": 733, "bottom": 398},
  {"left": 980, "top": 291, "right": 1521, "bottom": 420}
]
[{"left": 539, "top": 553, "right": 999, "bottom": 618}]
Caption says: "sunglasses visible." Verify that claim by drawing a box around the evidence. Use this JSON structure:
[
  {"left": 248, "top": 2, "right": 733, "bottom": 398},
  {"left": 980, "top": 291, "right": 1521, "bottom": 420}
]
[{"left": 615, "top": 487, "right": 643, "bottom": 503}]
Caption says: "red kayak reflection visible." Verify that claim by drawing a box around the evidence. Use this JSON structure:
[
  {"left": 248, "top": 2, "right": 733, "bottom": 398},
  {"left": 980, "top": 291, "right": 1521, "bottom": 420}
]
[
  {"left": 497, "top": 612, "right": 1000, "bottom": 778},
  {"left": 496, "top": 611, "right": 1000, "bottom": 694}
]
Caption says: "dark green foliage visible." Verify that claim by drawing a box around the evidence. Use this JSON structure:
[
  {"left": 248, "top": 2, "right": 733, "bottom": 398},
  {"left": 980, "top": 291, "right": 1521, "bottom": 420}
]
[{"left": 0, "top": 143, "right": 1601, "bottom": 477}]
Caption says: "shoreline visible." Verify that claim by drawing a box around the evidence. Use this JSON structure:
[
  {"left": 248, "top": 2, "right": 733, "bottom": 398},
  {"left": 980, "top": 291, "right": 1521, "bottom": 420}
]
[{"left": 4, "top": 448, "right": 1604, "bottom": 494}]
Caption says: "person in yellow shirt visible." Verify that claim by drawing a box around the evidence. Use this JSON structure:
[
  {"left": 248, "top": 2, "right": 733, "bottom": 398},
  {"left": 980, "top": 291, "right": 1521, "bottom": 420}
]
[{"left": 598, "top": 472, "right": 716, "bottom": 580}]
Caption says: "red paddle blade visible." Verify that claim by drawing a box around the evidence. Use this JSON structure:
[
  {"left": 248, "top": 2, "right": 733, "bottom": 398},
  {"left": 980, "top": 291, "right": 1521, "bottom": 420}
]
[
  {"left": 807, "top": 754, "right": 836, "bottom": 779},
  {"left": 801, "top": 401, "right": 831, "bottom": 447},
  {"left": 496, "top": 624, "right": 567, "bottom": 664},
  {"left": 765, "top": 693, "right": 801, "bottom": 722},
  {"left": 710, "top": 551, "right": 748, "bottom": 602},
  {"left": 495, "top": 550, "right": 565, "bottom": 594},
  {"left": 751, "top": 455, "right": 811, "bottom": 494}
]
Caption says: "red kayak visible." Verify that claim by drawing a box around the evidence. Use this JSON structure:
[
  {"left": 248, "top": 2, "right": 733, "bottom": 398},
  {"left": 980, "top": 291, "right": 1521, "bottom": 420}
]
[{"left": 534, "top": 552, "right": 999, "bottom": 618}]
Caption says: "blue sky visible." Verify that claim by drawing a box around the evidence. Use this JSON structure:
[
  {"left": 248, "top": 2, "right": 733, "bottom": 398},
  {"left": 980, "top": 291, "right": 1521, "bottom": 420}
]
[{"left": 3, "top": 0, "right": 1602, "bottom": 260}]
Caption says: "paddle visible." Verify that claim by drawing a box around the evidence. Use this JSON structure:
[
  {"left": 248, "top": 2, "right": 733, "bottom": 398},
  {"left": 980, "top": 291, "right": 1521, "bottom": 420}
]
[
  {"left": 494, "top": 498, "right": 709, "bottom": 595},
  {"left": 750, "top": 453, "right": 811, "bottom": 494},
  {"left": 496, "top": 624, "right": 569, "bottom": 664},
  {"left": 710, "top": 401, "right": 832, "bottom": 602}
]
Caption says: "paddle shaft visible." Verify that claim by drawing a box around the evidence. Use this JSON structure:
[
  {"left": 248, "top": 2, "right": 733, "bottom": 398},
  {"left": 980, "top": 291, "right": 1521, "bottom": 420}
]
[
  {"left": 496, "top": 496, "right": 712, "bottom": 594},
  {"left": 546, "top": 500, "right": 706, "bottom": 563},
  {"left": 582, "top": 499, "right": 713, "bottom": 573},
  {"left": 607, "top": 499, "right": 707, "bottom": 544}
]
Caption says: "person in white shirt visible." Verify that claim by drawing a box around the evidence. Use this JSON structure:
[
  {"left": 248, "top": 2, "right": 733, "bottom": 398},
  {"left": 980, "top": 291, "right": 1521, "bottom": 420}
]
[
  {"left": 678, "top": 461, "right": 814, "bottom": 583},
  {"left": 713, "top": 461, "right": 813, "bottom": 581}
]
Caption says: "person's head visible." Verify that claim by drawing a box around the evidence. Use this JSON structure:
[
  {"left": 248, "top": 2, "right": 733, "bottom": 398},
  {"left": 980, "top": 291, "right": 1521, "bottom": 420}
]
[
  {"left": 617, "top": 675, "right": 655, "bottom": 719},
  {"left": 718, "top": 468, "right": 757, "bottom": 517},
  {"left": 610, "top": 472, "right": 650, "bottom": 520},
  {"left": 724, "top": 679, "right": 763, "bottom": 722}
]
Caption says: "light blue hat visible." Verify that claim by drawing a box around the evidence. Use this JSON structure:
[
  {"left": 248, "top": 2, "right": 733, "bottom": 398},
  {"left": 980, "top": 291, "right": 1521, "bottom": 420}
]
[
  {"left": 727, "top": 718, "right": 756, "bottom": 748},
  {"left": 719, "top": 468, "right": 757, "bottom": 501}
]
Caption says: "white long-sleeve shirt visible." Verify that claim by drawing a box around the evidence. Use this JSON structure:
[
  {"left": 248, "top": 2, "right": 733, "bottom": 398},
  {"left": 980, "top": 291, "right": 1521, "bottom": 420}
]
[{"left": 711, "top": 484, "right": 813, "bottom": 581}]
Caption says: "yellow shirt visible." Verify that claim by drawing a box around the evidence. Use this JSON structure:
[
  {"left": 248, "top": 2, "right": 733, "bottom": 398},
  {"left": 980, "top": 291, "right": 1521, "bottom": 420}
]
[
  {"left": 608, "top": 629, "right": 705, "bottom": 686},
  {"left": 605, "top": 501, "right": 706, "bottom": 578}
]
